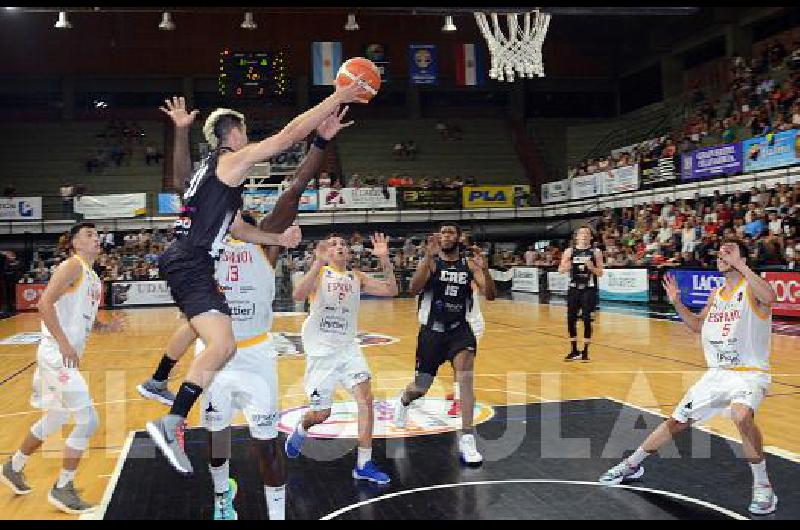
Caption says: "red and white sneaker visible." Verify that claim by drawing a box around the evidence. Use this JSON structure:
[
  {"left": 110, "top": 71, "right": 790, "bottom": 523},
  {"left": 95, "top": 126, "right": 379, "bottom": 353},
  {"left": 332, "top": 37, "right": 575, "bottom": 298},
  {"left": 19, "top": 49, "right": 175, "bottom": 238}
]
[{"left": 447, "top": 400, "right": 461, "bottom": 417}]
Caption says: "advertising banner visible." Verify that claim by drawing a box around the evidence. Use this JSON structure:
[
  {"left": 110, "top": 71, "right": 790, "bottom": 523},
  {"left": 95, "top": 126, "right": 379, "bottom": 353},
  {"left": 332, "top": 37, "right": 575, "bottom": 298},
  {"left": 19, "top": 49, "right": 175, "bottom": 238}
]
[
  {"left": 17, "top": 283, "right": 107, "bottom": 310},
  {"left": 681, "top": 143, "right": 743, "bottom": 181},
  {"left": 243, "top": 189, "right": 318, "bottom": 214},
  {"left": 409, "top": 44, "right": 438, "bottom": 85},
  {"left": 762, "top": 271, "right": 800, "bottom": 317},
  {"left": 570, "top": 174, "right": 599, "bottom": 200},
  {"left": 0, "top": 197, "right": 42, "bottom": 220},
  {"left": 74, "top": 193, "right": 146, "bottom": 219},
  {"left": 541, "top": 179, "right": 570, "bottom": 204},
  {"left": 158, "top": 193, "right": 181, "bottom": 215},
  {"left": 742, "top": 129, "right": 799, "bottom": 172},
  {"left": 511, "top": 267, "right": 539, "bottom": 293},
  {"left": 640, "top": 156, "right": 679, "bottom": 186},
  {"left": 547, "top": 271, "right": 570, "bottom": 294},
  {"left": 110, "top": 281, "right": 175, "bottom": 307},
  {"left": 670, "top": 269, "right": 726, "bottom": 310},
  {"left": 462, "top": 186, "right": 516, "bottom": 209},
  {"left": 318, "top": 187, "right": 397, "bottom": 210},
  {"left": 598, "top": 268, "right": 649, "bottom": 302},
  {"left": 600, "top": 164, "right": 640, "bottom": 195},
  {"left": 398, "top": 187, "right": 460, "bottom": 210},
  {"left": 365, "top": 43, "right": 390, "bottom": 83}
]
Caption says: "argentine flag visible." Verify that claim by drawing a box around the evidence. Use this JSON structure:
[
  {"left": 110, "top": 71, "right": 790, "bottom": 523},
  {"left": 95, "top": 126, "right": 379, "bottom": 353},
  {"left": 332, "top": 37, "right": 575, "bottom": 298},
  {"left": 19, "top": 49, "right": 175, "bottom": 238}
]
[{"left": 312, "top": 42, "right": 343, "bottom": 85}]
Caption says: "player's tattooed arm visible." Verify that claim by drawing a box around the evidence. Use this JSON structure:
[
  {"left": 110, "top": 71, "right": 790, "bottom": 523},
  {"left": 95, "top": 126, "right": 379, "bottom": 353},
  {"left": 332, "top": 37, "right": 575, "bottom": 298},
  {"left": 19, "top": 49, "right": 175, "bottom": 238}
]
[{"left": 37, "top": 257, "right": 83, "bottom": 369}]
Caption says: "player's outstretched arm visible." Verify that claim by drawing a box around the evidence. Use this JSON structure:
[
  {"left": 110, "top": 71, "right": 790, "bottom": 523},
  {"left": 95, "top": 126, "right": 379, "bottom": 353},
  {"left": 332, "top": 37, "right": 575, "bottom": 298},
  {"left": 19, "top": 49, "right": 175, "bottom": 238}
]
[
  {"left": 37, "top": 257, "right": 82, "bottom": 368},
  {"left": 159, "top": 96, "right": 199, "bottom": 195},
  {"left": 663, "top": 273, "right": 707, "bottom": 333},
  {"left": 360, "top": 233, "right": 399, "bottom": 297},
  {"left": 229, "top": 212, "right": 302, "bottom": 248},
  {"left": 469, "top": 246, "right": 496, "bottom": 301},
  {"left": 292, "top": 241, "right": 329, "bottom": 301},
  {"left": 217, "top": 81, "right": 365, "bottom": 187},
  {"left": 259, "top": 106, "right": 355, "bottom": 234},
  {"left": 408, "top": 235, "right": 440, "bottom": 296}
]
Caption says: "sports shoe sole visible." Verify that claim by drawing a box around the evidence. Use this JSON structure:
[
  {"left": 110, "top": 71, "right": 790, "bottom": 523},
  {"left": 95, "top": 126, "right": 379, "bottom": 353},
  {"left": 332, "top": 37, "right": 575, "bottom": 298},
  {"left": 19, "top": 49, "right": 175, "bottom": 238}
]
[
  {"left": 749, "top": 495, "right": 778, "bottom": 516},
  {"left": 352, "top": 469, "right": 391, "bottom": 485},
  {"left": 47, "top": 490, "right": 95, "bottom": 515},
  {"left": 137, "top": 385, "right": 174, "bottom": 407},
  {"left": 599, "top": 465, "right": 645, "bottom": 486},
  {"left": 459, "top": 453, "right": 484, "bottom": 467},
  {"left": 0, "top": 472, "right": 32, "bottom": 496},
  {"left": 145, "top": 421, "right": 193, "bottom": 476}
]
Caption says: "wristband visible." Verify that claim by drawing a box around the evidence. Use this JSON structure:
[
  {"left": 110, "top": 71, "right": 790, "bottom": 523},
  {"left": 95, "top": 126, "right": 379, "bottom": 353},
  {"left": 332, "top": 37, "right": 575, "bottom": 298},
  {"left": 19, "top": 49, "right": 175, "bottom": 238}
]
[{"left": 313, "top": 135, "right": 329, "bottom": 150}]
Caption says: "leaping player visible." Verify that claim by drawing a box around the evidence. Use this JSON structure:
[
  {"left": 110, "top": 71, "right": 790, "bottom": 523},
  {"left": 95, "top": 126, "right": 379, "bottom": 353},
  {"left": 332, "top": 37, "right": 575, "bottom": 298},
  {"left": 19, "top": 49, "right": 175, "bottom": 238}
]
[
  {"left": 599, "top": 238, "right": 779, "bottom": 516},
  {"left": 285, "top": 233, "right": 398, "bottom": 484}
]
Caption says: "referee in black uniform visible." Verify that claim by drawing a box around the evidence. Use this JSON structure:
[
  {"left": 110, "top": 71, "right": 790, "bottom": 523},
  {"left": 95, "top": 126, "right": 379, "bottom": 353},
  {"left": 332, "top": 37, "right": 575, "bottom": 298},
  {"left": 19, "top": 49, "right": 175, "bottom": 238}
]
[{"left": 559, "top": 225, "right": 604, "bottom": 361}]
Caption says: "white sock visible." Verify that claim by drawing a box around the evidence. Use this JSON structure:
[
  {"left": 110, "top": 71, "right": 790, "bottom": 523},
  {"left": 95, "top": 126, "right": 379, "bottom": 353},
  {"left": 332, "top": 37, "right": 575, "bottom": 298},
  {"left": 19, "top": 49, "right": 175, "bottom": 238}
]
[
  {"left": 209, "top": 461, "right": 230, "bottom": 495},
  {"left": 453, "top": 382, "right": 461, "bottom": 401},
  {"left": 264, "top": 485, "right": 286, "bottom": 520},
  {"left": 56, "top": 469, "right": 76, "bottom": 488},
  {"left": 357, "top": 447, "right": 372, "bottom": 469},
  {"left": 626, "top": 447, "right": 650, "bottom": 467},
  {"left": 750, "top": 460, "right": 769, "bottom": 486},
  {"left": 295, "top": 421, "right": 307, "bottom": 436},
  {"left": 11, "top": 451, "right": 28, "bottom": 473}
]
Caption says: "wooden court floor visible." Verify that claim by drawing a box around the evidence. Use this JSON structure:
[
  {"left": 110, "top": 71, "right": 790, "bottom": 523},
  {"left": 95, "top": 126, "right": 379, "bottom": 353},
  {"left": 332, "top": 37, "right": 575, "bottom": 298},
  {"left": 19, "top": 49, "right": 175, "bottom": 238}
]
[{"left": 0, "top": 298, "right": 798, "bottom": 520}]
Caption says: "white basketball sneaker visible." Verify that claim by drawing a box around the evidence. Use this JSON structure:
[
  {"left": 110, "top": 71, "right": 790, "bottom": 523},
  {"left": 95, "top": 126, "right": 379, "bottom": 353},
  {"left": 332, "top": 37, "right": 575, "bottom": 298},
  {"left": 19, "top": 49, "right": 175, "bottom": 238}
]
[
  {"left": 459, "top": 434, "right": 483, "bottom": 465},
  {"left": 749, "top": 483, "right": 778, "bottom": 516}
]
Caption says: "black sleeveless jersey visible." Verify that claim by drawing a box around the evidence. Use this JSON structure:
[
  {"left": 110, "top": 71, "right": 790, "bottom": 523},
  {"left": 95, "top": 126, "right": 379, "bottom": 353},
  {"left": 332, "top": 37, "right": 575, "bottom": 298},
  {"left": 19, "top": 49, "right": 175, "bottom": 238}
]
[
  {"left": 174, "top": 147, "right": 244, "bottom": 258},
  {"left": 569, "top": 246, "right": 597, "bottom": 289},
  {"left": 418, "top": 257, "right": 474, "bottom": 331}
]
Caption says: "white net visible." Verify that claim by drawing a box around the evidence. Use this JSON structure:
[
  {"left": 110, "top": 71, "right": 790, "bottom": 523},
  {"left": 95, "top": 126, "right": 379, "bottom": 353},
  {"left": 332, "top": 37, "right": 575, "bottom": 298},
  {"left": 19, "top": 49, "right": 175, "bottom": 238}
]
[{"left": 474, "top": 10, "right": 551, "bottom": 82}]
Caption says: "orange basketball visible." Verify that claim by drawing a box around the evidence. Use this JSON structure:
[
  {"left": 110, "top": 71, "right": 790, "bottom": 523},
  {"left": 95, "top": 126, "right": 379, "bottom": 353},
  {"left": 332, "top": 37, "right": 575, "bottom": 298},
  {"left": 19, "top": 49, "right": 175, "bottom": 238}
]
[{"left": 336, "top": 57, "right": 381, "bottom": 103}]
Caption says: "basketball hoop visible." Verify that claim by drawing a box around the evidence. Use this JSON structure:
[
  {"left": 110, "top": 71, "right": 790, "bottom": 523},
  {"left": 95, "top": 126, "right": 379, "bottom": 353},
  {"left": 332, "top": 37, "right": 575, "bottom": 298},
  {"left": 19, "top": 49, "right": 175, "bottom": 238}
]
[{"left": 474, "top": 9, "right": 551, "bottom": 82}]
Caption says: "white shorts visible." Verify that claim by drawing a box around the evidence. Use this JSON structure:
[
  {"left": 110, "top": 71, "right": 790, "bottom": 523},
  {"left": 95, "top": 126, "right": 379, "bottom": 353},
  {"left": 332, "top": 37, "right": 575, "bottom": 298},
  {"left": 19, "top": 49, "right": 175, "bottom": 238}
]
[
  {"left": 303, "top": 342, "right": 371, "bottom": 411},
  {"left": 31, "top": 340, "right": 92, "bottom": 412},
  {"left": 198, "top": 336, "right": 279, "bottom": 440},
  {"left": 672, "top": 369, "right": 771, "bottom": 424}
]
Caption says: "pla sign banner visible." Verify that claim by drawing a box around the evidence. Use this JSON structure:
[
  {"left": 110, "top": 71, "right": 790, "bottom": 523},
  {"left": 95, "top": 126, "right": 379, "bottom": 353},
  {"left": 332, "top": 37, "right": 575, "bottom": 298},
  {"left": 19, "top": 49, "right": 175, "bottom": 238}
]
[
  {"left": 570, "top": 174, "right": 599, "bottom": 200},
  {"left": 670, "top": 269, "right": 726, "bottom": 310},
  {"left": 110, "top": 281, "right": 175, "bottom": 307},
  {"left": 462, "top": 186, "right": 515, "bottom": 209},
  {"left": 541, "top": 180, "right": 570, "bottom": 204},
  {"left": 600, "top": 164, "right": 640, "bottom": 195},
  {"left": 318, "top": 187, "right": 397, "bottom": 210},
  {"left": 547, "top": 271, "right": 570, "bottom": 294},
  {"left": 681, "top": 143, "right": 743, "bottom": 181},
  {"left": 598, "top": 269, "right": 649, "bottom": 302},
  {"left": 742, "top": 129, "right": 799, "bottom": 172},
  {"left": 761, "top": 271, "right": 800, "bottom": 317},
  {"left": 74, "top": 193, "right": 146, "bottom": 219},
  {"left": 409, "top": 44, "right": 438, "bottom": 85},
  {"left": 0, "top": 197, "right": 42, "bottom": 220},
  {"left": 511, "top": 267, "right": 539, "bottom": 293}
]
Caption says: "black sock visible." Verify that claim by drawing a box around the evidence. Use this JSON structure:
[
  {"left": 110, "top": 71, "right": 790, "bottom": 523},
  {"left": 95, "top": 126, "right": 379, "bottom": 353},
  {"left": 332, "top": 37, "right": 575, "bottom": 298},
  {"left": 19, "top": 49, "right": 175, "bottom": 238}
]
[
  {"left": 571, "top": 341, "right": 578, "bottom": 354},
  {"left": 583, "top": 344, "right": 590, "bottom": 355},
  {"left": 152, "top": 355, "right": 178, "bottom": 382},
  {"left": 170, "top": 382, "right": 203, "bottom": 418}
]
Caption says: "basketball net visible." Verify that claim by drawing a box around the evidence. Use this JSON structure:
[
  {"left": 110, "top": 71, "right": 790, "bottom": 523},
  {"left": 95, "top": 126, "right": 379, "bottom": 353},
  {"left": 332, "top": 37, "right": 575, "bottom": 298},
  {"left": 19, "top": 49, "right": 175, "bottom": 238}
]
[{"left": 474, "top": 10, "right": 551, "bottom": 82}]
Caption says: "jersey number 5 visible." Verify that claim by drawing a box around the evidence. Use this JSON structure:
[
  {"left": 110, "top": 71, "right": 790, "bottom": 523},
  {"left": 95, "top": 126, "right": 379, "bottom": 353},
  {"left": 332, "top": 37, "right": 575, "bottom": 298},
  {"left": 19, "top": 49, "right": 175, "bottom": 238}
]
[{"left": 721, "top": 322, "right": 731, "bottom": 337}]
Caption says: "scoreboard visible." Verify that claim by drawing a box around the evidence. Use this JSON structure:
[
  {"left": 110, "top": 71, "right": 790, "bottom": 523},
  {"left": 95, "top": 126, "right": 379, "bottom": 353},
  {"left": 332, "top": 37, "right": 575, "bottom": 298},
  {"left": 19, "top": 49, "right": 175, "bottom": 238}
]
[{"left": 218, "top": 50, "right": 290, "bottom": 99}]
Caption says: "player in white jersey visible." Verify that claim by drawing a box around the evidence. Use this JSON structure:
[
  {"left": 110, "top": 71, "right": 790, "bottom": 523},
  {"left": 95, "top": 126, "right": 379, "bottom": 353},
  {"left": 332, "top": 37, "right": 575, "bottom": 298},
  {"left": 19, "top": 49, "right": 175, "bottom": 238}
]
[
  {"left": 599, "top": 238, "right": 779, "bottom": 516},
  {"left": 285, "top": 233, "right": 398, "bottom": 485},
  {"left": 1, "top": 223, "right": 123, "bottom": 514}
]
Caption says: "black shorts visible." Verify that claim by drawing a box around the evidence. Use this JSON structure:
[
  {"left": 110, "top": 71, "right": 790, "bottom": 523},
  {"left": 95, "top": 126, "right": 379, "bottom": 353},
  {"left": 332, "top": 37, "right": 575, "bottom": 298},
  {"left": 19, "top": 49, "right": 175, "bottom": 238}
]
[
  {"left": 415, "top": 323, "right": 477, "bottom": 377},
  {"left": 567, "top": 287, "right": 597, "bottom": 320},
  {"left": 159, "top": 243, "right": 230, "bottom": 320}
]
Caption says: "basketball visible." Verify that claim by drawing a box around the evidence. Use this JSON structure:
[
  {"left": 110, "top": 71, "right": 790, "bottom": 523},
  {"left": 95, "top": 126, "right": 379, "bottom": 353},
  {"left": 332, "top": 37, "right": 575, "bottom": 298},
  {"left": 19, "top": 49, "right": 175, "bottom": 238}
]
[{"left": 335, "top": 57, "right": 381, "bottom": 103}]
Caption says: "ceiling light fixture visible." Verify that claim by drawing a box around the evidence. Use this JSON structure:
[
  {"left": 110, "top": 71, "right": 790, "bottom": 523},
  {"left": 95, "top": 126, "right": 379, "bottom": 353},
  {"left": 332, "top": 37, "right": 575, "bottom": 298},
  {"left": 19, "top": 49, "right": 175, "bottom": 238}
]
[
  {"left": 442, "top": 15, "right": 457, "bottom": 32},
  {"left": 241, "top": 12, "right": 257, "bottom": 30},
  {"left": 159, "top": 11, "right": 175, "bottom": 31},
  {"left": 344, "top": 13, "right": 359, "bottom": 31},
  {"left": 55, "top": 11, "right": 72, "bottom": 29}
]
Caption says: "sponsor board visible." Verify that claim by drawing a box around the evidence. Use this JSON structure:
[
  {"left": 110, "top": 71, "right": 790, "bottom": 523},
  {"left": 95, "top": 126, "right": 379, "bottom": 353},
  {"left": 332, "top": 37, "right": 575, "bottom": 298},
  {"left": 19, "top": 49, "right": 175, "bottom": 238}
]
[
  {"left": 547, "top": 271, "right": 570, "bottom": 294},
  {"left": 511, "top": 267, "right": 539, "bottom": 293},
  {"left": 742, "top": 129, "right": 799, "bottom": 172},
  {"left": 110, "top": 281, "right": 174, "bottom": 307},
  {"left": 398, "top": 187, "right": 460, "bottom": 210},
  {"left": 0, "top": 197, "right": 42, "bottom": 220},
  {"left": 570, "top": 173, "right": 599, "bottom": 200},
  {"left": 598, "top": 269, "right": 649, "bottom": 302},
  {"left": 157, "top": 193, "right": 182, "bottom": 215},
  {"left": 462, "top": 186, "right": 516, "bottom": 209},
  {"left": 670, "top": 270, "right": 726, "bottom": 309},
  {"left": 244, "top": 189, "right": 318, "bottom": 213},
  {"left": 761, "top": 271, "right": 800, "bottom": 318},
  {"left": 681, "top": 143, "right": 743, "bottom": 181},
  {"left": 277, "top": 398, "right": 494, "bottom": 439},
  {"left": 0, "top": 332, "right": 44, "bottom": 345},
  {"left": 318, "top": 187, "right": 397, "bottom": 210},
  {"left": 599, "top": 164, "right": 640, "bottom": 195},
  {"left": 16, "top": 283, "right": 107, "bottom": 311},
  {"left": 73, "top": 193, "right": 147, "bottom": 219},
  {"left": 541, "top": 179, "right": 570, "bottom": 204}
]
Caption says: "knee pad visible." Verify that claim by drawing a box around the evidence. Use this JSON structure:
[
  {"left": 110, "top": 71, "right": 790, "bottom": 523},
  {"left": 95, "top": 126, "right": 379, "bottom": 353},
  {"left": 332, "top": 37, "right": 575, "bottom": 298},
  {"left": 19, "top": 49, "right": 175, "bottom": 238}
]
[
  {"left": 30, "top": 410, "right": 71, "bottom": 441},
  {"left": 66, "top": 406, "right": 99, "bottom": 451}
]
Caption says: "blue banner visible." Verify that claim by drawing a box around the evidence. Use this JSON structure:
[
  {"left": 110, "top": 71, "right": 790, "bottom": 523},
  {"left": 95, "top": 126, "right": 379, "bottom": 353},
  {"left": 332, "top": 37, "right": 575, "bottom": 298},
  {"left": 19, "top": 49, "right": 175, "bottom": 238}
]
[
  {"left": 681, "top": 142, "right": 743, "bottom": 181},
  {"left": 158, "top": 193, "right": 181, "bottom": 215},
  {"left": 670, "top": 269, "right": 726, "bottom": 309},
  {"left": 365, "top": 43, "right": 390, "bottom": 84},
  {"left": 742, "top": 129, "right": 799, "bottom": 172},
  {"left": 243, "top": 190, "right": 318, "bottom": 214},
  {"left": 409, "top": 44, "right": 438, "bottom": 85}
]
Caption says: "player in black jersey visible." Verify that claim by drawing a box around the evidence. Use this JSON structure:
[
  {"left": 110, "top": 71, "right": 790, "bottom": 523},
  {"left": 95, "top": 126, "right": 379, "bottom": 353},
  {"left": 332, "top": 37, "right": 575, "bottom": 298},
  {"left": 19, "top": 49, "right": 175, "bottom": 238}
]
[
  {"left": 146, "top": 79, "right": 366, "bottom": 477},
  {"left": 558, "top": 225, "right": 604, "bottom": 362},
  {"left": 393, "top": 223, "right": 496, "bottom": 465}
]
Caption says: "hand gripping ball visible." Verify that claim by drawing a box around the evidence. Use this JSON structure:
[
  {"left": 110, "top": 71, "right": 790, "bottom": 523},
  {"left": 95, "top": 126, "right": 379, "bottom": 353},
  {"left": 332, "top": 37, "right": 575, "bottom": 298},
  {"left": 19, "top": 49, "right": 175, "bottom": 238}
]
[{"left": 336, "top": 57, "right": 381, "bottom": 103}]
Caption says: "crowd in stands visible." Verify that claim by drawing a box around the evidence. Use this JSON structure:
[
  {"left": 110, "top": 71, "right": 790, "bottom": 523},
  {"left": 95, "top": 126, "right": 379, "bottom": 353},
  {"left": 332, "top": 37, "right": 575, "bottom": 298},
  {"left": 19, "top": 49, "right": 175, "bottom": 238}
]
[
  {"left": 568, "top": 40, "right": 800, "bottom": 178},
  {"left": 85, "top": 120, "right": 162, "bottom": 173}
]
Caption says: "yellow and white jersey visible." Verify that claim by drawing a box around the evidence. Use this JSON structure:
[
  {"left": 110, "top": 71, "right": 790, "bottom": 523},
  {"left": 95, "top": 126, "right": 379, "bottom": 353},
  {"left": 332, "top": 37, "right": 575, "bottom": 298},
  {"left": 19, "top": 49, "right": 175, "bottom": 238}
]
[
  {"left": 216, "top": 236, "right": 275, "bottom": 344},
  {"left": 701, "top": 278, "right": 772, "bottom": 372},
  {"left": 40, "top": 254, "right": 102, "bottom": 359},
  {"left": 301, "top": 265, "right": 363, "bottom": 356}
]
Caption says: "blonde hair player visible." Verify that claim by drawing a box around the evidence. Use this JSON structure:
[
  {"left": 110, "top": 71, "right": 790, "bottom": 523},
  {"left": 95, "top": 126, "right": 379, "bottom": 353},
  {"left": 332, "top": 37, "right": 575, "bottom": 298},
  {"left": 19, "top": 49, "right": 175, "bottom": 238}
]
[
  {"left": 599, "top": 238, "right": 779, "bottom": 516},
  {"left": 144, "top": 76, "right": 366, "bottom": 478},
  {"left": 1, "top": 223, "right": 124, "bottom": 514},
  {"left": 286, "top": 233, "right": 398, "bottom": 484}
]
